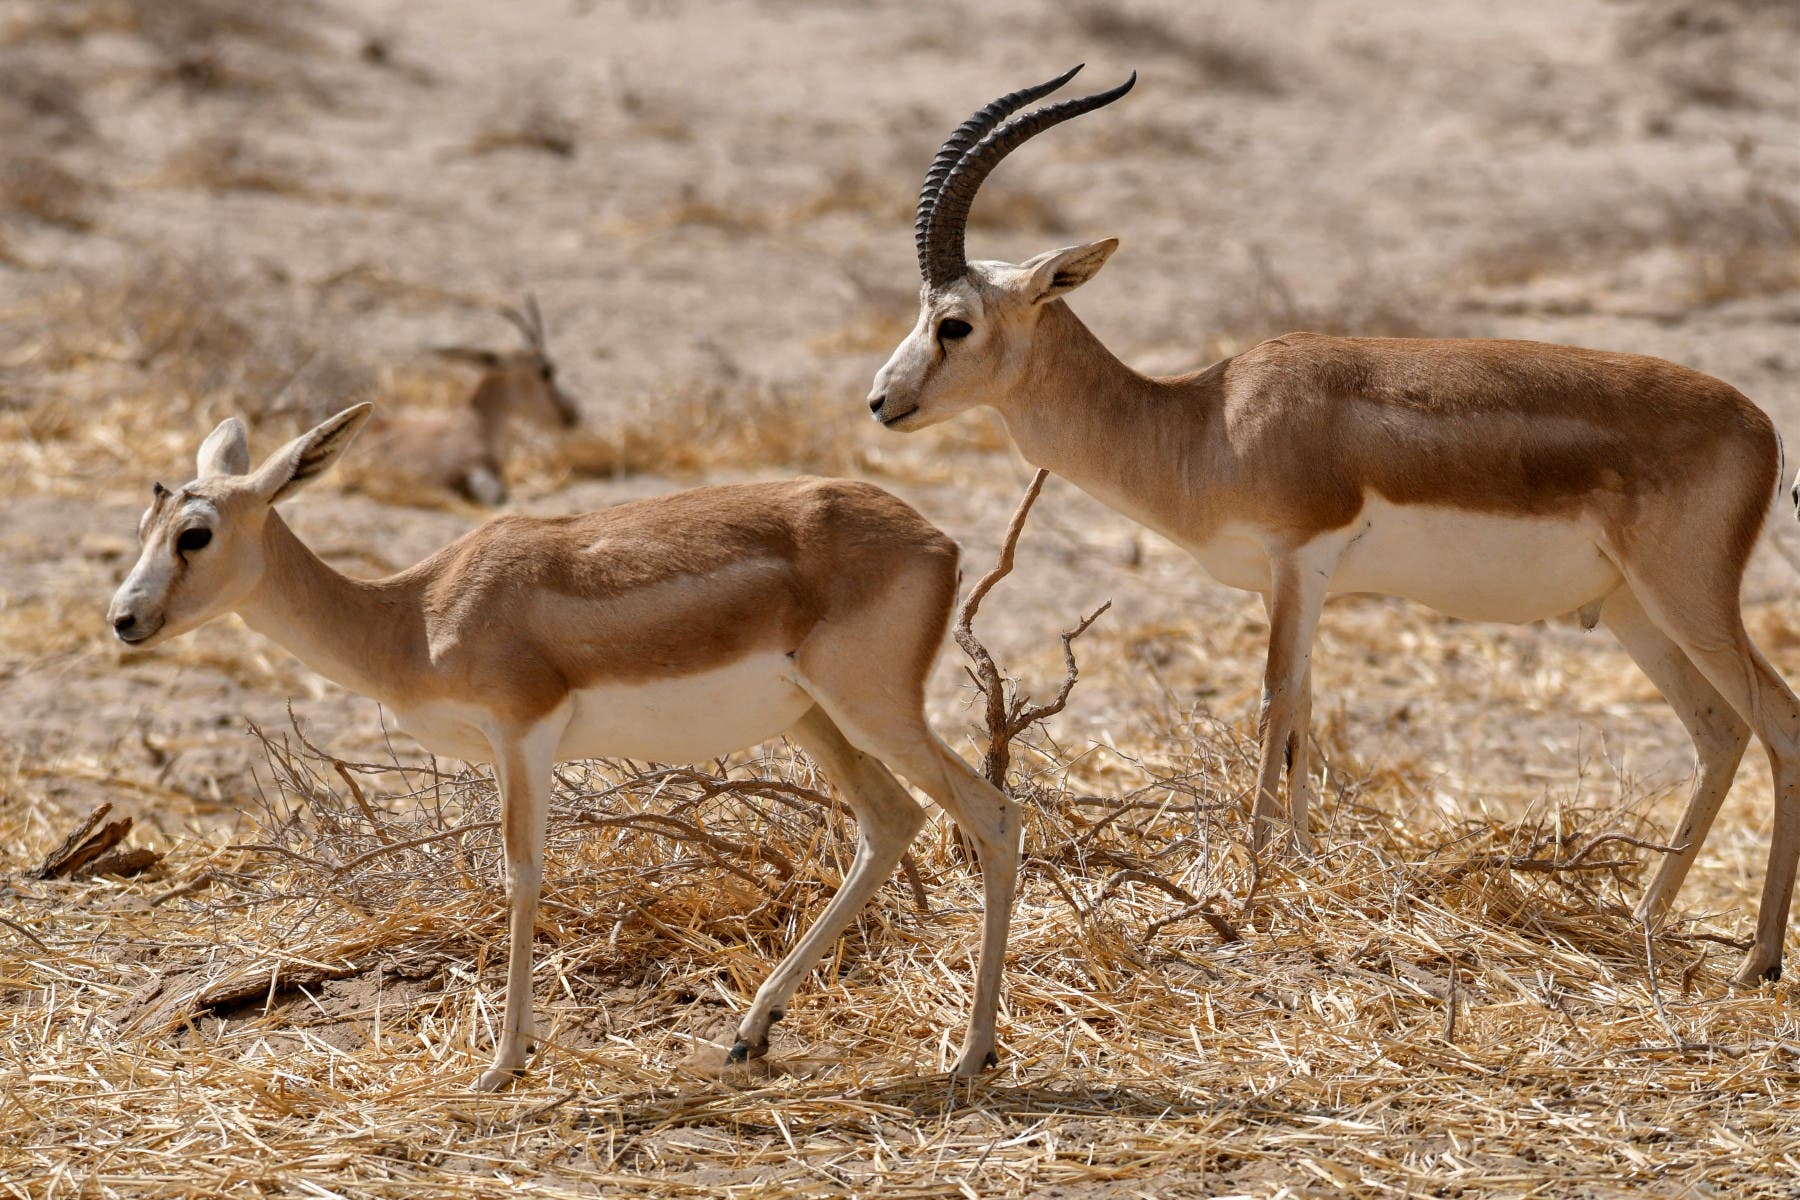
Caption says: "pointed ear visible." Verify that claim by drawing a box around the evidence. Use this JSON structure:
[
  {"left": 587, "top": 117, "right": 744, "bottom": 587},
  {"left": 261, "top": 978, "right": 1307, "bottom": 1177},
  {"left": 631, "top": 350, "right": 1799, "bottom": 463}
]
[
  {"left": 195, "top": 417, "right": 251, "bottom": 478},
  {"left": 1019, "top": 238, "right": 1119, "bottom": 304},
  {"left": 432, "top": 346, "right": 504, "bottom": 369},
  {"left": 247, "top": 404, "right": 373, "bottom": 505}
]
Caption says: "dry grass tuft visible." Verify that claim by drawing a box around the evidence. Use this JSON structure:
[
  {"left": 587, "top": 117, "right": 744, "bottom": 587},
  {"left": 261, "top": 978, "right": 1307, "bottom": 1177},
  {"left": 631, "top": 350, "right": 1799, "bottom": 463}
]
[
  {"left": 559, "top": 377, "right": 869, "bottom": 481},
  {"left": 647, "top": 170, "right": 918, "bottom": 236},
  {"left": 466, "top": 93, "right": 581, "bottom": 160},
  {"left": 1199, "top": 246, "right": 1457, "bottom": 360},
  {"left": 654, "top": 183, "right": 774, "bottom": 234},
  {"left": 4, "top": 701, "right": 1796, "bottom": 1195},
  {"left": 157, "top": 133, "right": 315, "bottom": 197},
  {"left": 1, "top": 0, "right": 327, "bottom": 57},
  {"left": 123, "top": 0, "right": 330, "bottom": 59},
  {"left": 1071, "top": 3, "right": 1284, "bottom": 95},
  {"left": 552, "top": 373, "right": 1011, "bottom": 489},
  {"left": 1471, "top": 185, "right": 1800, "bottom": 311},
  {"left": 788, "top": 165, "right": 913, "bottom": 226},
  {"left": 0, "top": 154, "right": 105, "bottom": 231},
  {"left": 0, "top": 59, "right": 92, "bottom": 144},
  {"left": 1617, "top": 0, "right": 1800, "bottom": 110},
  {"left": 2, "top": 0, "right": 337, "bottom": 105},
  {"left": 967, "top": 180, "right": 1071, "bottom": 237},
  {"left": 0, "top": 259, "right": 327, "bottom": 495}
]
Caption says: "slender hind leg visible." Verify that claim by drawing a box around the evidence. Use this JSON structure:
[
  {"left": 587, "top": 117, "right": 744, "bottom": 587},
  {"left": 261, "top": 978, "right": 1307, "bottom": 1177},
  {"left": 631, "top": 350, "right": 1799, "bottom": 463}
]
[
  {"left": 1252, "top": 547, "right": 1330, "bottom": 855},
  {"left": 1623, "top": 563, "right": 1800, "bottom": 984},
  {"left": 729, "top": 706, "right": 925, "bottom": 1063},
  {"left": 794, "top": 655, "right": 1020, "bottom": 1075},
  {"left": 1599, "top": 586, "right": 1751, "bottom": 923},
  {"left": 813, "top": 713, "right": 1018, "bottom": 1075}
]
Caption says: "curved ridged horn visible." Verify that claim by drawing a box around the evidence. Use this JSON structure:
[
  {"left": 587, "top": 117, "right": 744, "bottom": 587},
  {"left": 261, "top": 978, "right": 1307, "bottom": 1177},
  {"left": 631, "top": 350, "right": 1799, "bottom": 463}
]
[
  {"left": 913, "top": 65, "right": 1086, "bottom": 281},
  {"left": 921, "top": 71, "right": 1137, "bottom": 291}
]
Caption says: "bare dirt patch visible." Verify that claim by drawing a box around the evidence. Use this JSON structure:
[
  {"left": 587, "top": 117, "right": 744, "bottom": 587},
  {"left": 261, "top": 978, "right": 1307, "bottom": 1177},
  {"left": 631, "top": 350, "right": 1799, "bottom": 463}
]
[{"left": 5, "top": 0, "right": 1800, "bottom": 1195}]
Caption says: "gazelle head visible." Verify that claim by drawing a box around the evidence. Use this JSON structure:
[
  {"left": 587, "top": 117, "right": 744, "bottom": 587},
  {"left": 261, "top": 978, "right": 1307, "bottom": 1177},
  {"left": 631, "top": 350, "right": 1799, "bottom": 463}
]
[
  {"left": 435, "top": 295, "right": 580, "bottom": 430},
  {"left": 108, "top": 405, "right": 372, "bottom": 649},
  {"left": 868, "top": 66, "right": 1134, "bottom": 431}
]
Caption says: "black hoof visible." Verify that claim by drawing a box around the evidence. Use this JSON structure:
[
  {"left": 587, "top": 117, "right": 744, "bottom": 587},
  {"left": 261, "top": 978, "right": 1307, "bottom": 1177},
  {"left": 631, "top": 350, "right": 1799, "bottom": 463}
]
[
  {"left": 1765, "top": 962, "right": 1783, "bottom": 983},
  {"left": 726, "top": 1041, "right": 752, "bottom": 1064},
  {"left": 983, "top": 1050, "right": 999, "bottom": 1069}
]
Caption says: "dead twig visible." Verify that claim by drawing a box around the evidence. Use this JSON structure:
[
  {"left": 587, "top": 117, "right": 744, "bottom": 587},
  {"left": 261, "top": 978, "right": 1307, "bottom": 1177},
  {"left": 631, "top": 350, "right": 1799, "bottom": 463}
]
[
  {"left": 335, "top": 760, "right": 394, "bottom": 846},
  {"left": 953, "top": 469, "right": 1110, "bottom": 792},
  {"left": 1095, "top": 867, "right": 1241, "bottom": 944},
  {"left": 1443, "top": 953, "right": 1460, "bottom": 1044},
  {"left": 196, "top": 961, "right": 364, "bottom": 1013},
  {"left": 1441, "top": 833, "right": 1680, "bottom": 883},
  {"left": 31, "top": 802, "right": 161, "bottom": 880},
  {"left": 0, "top": 913, "right": 50, "bottom": 952}
]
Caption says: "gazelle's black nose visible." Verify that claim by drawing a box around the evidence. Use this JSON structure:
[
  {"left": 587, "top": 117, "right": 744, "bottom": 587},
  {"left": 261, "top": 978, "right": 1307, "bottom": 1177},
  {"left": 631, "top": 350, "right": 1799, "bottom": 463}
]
[
  {"left": 112, "top": 612, "right": 137, "bottom": 636},
  {"left": 868, "top": 392, "right": 887, "bottom": 415}
]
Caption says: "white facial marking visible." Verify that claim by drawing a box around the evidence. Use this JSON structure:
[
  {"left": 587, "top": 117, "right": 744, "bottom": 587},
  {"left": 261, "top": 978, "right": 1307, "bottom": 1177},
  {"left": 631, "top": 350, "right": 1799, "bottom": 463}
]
[{"left": 110, "top": 496, "right": 223, "bottom": 644}]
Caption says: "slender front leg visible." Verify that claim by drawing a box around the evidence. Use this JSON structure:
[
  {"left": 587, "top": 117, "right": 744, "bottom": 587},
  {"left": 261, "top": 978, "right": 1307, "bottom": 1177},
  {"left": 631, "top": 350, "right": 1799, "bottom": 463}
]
[
  {"left": 1287, "top": 657, "right": 1315, "bottom": 854},
  {"left": 1251, "top": 548, "right": 1328, "bottom": 856},
  {"left": 729, "top": 707, "right": 925, "bottom": 1063},
  {"left": 474, "top": 718, "right": 563, "bottom": 1091},
  {"left": 794, "top": 582, "right": 1023, "bottom": 1078}
]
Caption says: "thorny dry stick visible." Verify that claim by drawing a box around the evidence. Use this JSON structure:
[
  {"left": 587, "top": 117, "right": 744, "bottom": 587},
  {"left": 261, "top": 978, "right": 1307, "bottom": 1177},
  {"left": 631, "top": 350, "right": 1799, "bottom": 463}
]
[
  {"left": 1095, "top": 866, "right": 1241, "bottom": 944},
  {"left": 1443, "top": 953, "right": 1460, "bottom": 1044},
  {"left": 335, "top": 761, "right": 394, "bottom": 846},
  {"left": 566, "top": 764, "right": 931, "bottom": 911},
  {"left": 1441, "top": 832, "right": 1681, "bottom": 883},
  {"left": 953, "top": 469, "right": 1110, "bottom": 792}
]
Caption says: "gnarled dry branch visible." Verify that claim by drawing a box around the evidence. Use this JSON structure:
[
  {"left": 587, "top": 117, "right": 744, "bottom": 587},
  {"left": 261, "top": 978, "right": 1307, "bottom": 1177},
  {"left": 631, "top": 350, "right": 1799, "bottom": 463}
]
[{"left": 953, "top": 469, "right": 1110, "bottom": 792}]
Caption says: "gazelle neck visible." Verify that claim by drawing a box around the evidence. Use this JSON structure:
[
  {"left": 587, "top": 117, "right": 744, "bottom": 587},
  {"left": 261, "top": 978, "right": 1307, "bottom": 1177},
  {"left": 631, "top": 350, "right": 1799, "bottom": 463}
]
[
  {"left": 470, "top": 376, "right": 512, "bottom": 451},
  {"left": 235, "top": 512, "right": 426, "bottom": 702},
  {"left": 994, "top": 300, "right": 1223, "bottom": 544}
]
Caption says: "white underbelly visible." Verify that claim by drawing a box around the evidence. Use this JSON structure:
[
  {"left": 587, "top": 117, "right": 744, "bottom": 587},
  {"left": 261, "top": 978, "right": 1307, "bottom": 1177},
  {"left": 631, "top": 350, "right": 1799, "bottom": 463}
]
[
  {"left": 388, "top": 652, "right": 814, "bottom": 764},
  {"left": 1333, "top": 500, "right": 1619, "bottom": 621},
  {"left": 1186, "top": 500, "right": 1622, "bottom": 624},
  {"left": 387, "top": 701, "right": 495, "bottom": 761},
  {"left": 558, "top": 652, "right": 813, "bottom": 761}
]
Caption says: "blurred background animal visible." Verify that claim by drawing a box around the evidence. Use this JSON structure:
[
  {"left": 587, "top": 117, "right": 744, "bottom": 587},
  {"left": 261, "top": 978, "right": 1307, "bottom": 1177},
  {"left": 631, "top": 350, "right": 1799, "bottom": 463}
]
[{"left": 355, "top": 296, "right": 579, "bottom": 505}]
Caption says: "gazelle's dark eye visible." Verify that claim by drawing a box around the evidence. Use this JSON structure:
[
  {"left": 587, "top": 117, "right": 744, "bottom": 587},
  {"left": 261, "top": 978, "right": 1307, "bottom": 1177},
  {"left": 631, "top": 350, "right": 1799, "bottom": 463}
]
[
  {"left": 540, "top": 364, "right": 555, "bottom": 381},
  {"left": 938, "top": 318, "right": 972, "bottom": 342},
  {"left": 176, "top": 528, "right": 212, "bottom": 554}
]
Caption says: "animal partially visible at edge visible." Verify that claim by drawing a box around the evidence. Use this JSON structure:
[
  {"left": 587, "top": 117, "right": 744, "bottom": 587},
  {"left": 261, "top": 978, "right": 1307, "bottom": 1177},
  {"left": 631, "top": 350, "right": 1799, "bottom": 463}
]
[
  {"left": 358, "top": 296, "right": 580, "bottom": 505},
  {"left": 868, "top": 65, "right": 1800, "bottom": 988},
  {"left": 107, "top": 406, "right": 1019, "bottom": 1087}
]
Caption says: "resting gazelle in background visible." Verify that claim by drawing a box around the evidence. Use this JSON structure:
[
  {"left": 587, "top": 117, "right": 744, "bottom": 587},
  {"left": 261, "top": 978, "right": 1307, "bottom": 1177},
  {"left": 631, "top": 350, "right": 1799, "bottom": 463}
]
[
  {"left": 869, "top": 66, "right": 1800, "bottom": 987},
  {"left": 359, "top": 296, "right": 580, "bottom": 505},
  {"left": 108, "top": 406, "right": 1020, "bottom": 1086}
]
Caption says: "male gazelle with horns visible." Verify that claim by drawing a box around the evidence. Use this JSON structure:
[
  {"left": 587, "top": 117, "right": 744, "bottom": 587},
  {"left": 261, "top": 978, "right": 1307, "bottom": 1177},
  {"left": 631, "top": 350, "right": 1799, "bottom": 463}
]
[
  {"left": 870, "top": 65, "right": 1800, "bottom": 987},
  {"left": 108, "top": 405, "right": 1020, "bottom": 1086}
]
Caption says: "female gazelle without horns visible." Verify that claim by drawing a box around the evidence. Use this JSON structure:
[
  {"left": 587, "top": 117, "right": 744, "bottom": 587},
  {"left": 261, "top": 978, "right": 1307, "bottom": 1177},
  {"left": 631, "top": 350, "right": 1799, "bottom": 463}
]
[
  {"left": 869, "top": 66, "right": 1800, "bottom": 987},
  {"left": 107, "top": 405, "right": 1020, "bottom": 1087}
]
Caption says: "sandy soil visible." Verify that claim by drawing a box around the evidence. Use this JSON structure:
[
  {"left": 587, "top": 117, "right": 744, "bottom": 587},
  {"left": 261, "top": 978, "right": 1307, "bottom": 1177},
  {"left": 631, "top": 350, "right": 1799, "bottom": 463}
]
[
  {"left": 3, "top": 0, "right": 1800, "bottom": 1191},
  {"left": 4, "top": 0, "right": 1797, "bottom": 831}
]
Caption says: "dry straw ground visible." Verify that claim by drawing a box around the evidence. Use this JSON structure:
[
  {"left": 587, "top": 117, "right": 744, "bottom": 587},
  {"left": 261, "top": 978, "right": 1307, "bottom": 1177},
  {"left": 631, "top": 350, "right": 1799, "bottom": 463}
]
[
  {"left": 11, "top": 705, "right": 1800, "bottom": 1198},
  {"left": 6, "top": 0, "right": 1800, "bottom": 1196}
]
